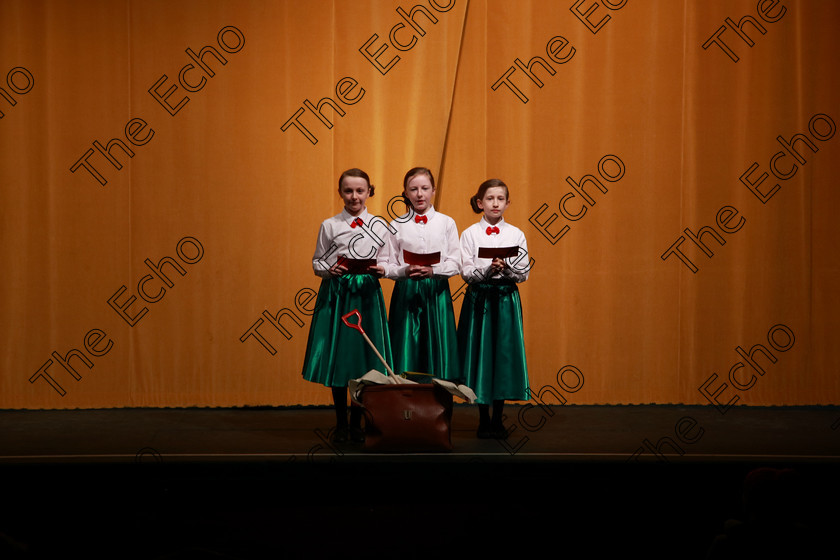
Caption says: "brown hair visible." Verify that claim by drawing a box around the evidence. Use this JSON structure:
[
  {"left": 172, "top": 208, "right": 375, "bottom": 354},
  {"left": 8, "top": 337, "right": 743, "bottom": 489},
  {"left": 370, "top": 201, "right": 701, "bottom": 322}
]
[
  {"left": 338, "top": 168, "right": 375, "bottom": 197},
  {"left": 469, "top": 178, "right": 509, "bottom": 213},
  {"left": 403, "top": 167, "right": 435, "bottom": 190}
]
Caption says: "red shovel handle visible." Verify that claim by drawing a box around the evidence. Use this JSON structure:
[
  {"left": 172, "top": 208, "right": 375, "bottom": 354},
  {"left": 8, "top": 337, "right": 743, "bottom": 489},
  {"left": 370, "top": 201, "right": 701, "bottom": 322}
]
[
  {"left": 340, "top": 308, "right": 398, "bottom": 379},
  {"left": 341, "top": 309, "right": 365, "bottom": 334}
]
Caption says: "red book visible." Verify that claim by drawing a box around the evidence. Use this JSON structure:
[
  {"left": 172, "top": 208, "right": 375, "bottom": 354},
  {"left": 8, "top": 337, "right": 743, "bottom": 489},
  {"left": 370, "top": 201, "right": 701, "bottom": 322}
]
[
  {"left": 337, "top": 256, "right": 377, "bottom": 274},
  {"left": 403, "top": 250, "right": 440, "bottom": 266},
  {"left": 478, "top": 246, "right": 519, "bottom": 259}
]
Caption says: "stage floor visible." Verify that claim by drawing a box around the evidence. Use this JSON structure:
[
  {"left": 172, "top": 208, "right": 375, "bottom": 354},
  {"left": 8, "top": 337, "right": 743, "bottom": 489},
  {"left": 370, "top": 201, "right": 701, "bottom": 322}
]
[
  {"left": 2, "top": 405, "right": 839, "bottom": 558},
  {"left": 2, "top": 404, "right": 839, "bottom": 464}
]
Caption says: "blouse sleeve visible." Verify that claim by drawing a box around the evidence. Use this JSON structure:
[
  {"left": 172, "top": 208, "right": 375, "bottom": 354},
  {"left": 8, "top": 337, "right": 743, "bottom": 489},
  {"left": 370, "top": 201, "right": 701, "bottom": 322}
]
[
  {"left": 382, "top": 222, "right": 408, "bottom": 279},
  {"left": 501, "top": 229, "right": 531, "bottom": 283},
  {"left": 460, "top": 226, "right": 490, "bottom": 283},
  {"left": 312, "top": 222, "right": 337, "bottom": 278},
  {"left": 432, "top": 217, "right": 461, "bottom": 278}
]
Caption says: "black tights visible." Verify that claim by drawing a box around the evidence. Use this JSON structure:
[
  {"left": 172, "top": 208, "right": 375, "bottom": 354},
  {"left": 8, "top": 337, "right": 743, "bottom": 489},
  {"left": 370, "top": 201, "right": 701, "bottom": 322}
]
[
  {"left": 478, "top": 400, "right": 505, "bottom": 429},
  {"left": 331, "top": 387, "right": 362, "bottom": 429}
]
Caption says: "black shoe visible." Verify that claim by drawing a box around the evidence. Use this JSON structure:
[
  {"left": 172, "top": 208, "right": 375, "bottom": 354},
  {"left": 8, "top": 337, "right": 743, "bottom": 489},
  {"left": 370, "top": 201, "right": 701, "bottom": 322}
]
[
  {"left": 331, "top": 426, "right": 349, "bottom": 444},
  {"left": 350, "top": 427, "right": 366, "bottom": 443},
  {"left": 477, "top": 424, "right": 493, "bottom": 439}
]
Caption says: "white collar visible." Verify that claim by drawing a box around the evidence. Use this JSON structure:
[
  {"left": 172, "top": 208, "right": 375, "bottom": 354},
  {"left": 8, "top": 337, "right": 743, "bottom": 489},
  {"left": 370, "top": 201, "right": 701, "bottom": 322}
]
[
  {"left": 479, "top": 216, "right": 505, "bottom": 231},
  {"left": 341, "top": 207, "right": 371, "bottom": 225},
  {"left": 415, "top": 206, "right": 437, "bottom": 221}
]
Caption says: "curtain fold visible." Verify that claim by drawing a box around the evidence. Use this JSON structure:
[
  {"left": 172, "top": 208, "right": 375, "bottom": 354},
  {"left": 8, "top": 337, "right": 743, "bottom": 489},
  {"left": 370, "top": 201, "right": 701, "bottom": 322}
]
[{"left": 1, "top": 0, "right": 837, "bottom": 409}]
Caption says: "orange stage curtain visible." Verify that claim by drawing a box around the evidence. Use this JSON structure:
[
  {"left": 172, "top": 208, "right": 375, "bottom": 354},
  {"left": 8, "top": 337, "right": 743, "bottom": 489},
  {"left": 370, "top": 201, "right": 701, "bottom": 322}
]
[{"left": 1, "top": 0, "right": 838, "bottom": 408}]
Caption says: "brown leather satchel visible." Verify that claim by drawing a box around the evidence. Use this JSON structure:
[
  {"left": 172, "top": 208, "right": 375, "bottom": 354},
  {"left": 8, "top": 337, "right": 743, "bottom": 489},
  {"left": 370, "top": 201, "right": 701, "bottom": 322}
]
[
  {"left": 341, "top": 309, "right": 454, "bottom": 452},
  {"left": 361, "top": 382, "right": 453, "bottom": 452}
]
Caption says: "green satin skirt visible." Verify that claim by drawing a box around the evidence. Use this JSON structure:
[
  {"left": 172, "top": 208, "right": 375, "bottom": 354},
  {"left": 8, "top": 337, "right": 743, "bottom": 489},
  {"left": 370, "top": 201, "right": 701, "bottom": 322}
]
[
  {"left": 301, "top": 275, "right": 393, "bottom": 387},
  {"left": 457, "top": 282, "right": 529, "bottom": 404},
  {"left": 388, "top": 277, "right": 461, "bottom": 382}
]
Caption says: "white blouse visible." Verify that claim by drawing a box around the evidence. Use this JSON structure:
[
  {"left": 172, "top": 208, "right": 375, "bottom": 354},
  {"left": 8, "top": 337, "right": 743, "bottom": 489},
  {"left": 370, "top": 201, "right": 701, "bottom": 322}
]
[
  {"left": 460, "top": 217, "right": 531, "bottom": 283},
  {"left": 379, "top": 206, "right": 461, "bottom": 279},
  {"left": 312, "top": 208, "right": 389, "bottom": 278}
]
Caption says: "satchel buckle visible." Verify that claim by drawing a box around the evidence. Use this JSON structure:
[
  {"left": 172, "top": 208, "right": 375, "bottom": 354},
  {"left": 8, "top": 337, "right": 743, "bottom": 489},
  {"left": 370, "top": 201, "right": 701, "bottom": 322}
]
[{"left": 403, "top": 410, "right": 412, "bottom": 420}]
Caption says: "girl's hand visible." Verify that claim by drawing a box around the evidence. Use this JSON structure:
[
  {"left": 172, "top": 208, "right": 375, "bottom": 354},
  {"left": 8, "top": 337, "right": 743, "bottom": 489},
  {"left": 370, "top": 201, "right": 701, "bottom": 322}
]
[
  {"left": 407, "top": 265, "right": 433, "bottom": 279},
  {"left": 491, "top": 257, "right": 507, "bottom": 273},
  {"left": 369, "top": 265, "right": 385, "bottom": 278},
  {"left": 329, "top": 256, "right": 349, "bottom": 277}
]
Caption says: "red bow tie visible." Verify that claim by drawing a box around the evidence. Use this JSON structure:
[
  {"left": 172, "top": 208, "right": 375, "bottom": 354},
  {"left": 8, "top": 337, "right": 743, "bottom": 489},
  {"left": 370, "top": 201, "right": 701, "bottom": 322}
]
[
  {"left": 350, "top": 217, "right": 363, "bottom": 228},
  {"left": 486, "top": 226, "right": 499, "bottom": 235},
  {"left": 415, "top": 215, "right": 428, "bottom": 224}
]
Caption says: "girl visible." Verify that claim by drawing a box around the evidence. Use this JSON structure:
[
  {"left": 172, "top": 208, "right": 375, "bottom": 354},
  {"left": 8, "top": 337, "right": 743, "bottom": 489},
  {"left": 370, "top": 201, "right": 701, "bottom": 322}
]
[
  {"left": 380, "top": 167, "right": 461, "bottom": 382},
  {"left": 458, "top": 179, "right": 531, "bottom": 438},
  {"left": 301, "top": 168, "right": 393, "bottom": 444}
]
